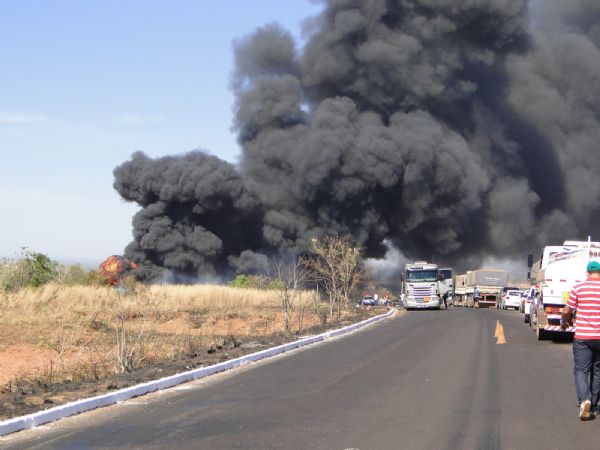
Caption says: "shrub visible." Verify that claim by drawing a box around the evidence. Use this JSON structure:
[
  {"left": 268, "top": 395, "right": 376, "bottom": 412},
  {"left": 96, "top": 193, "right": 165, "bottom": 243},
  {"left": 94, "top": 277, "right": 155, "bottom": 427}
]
[
  {"left": 229, "top": 274, "right": 252, "bottom": 288},
  {"left": 229, "top": 274, "right": 288, "bottom": 290},
  {"left": 229, "top": 274, "right": 273, "bottom": 289},
  {"left": 25, "top": 251, "right": 58, "bottom": 287},
  {"left": 58, "top": 265, "right": 109, "bottom": 287},
  {"left": 0, "top": 249, "right": 59, "bottom": 292}
]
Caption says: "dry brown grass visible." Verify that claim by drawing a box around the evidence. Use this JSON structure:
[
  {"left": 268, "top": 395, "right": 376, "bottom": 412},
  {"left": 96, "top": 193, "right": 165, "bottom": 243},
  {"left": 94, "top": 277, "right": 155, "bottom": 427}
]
[{"left": 0, "top": 283, "right": 324, "bottom": 386}]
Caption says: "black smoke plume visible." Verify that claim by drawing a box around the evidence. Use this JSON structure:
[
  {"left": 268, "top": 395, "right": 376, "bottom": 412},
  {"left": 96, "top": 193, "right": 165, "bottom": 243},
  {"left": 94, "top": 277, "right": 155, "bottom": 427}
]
[{"left": 114, "top": 0, "right": 600, "bottom": 281}]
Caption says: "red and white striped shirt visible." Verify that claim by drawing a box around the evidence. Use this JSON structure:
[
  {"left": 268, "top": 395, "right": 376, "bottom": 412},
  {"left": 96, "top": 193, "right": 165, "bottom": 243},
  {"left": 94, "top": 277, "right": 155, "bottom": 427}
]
[{"left": 568, "top": 278, "right": 600, "bottom": 340}]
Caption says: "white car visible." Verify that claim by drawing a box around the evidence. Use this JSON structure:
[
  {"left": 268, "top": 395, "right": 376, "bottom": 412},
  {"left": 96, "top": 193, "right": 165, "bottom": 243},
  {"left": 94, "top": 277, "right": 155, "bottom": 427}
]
[
  {"left": 520, "top": 287, "right": 535, "bottom": 323},
  {"left": 501, "top": 290, "right": 522, "bottom": 310}
]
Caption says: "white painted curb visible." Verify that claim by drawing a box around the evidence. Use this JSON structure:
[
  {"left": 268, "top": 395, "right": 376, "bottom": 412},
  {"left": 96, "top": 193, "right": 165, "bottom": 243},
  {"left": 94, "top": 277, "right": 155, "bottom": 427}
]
[{"left": 0, "top": 308, "right": 395, "bottom": 436}]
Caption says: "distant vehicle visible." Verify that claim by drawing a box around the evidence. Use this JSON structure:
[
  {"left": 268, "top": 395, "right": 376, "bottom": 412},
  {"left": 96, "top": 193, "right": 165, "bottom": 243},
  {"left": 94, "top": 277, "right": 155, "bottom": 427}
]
[
  {"left": 361, "top": 295, "right": 378, "bottom": 306},
  {"left": 454, "top": 274, "right": 467, "bottom": 306},
  {"left": 400, "top": 261, "right": 442, "bottom": 310},
  {"left": 455, "top": 269, "right": 508, "bottom": 308},
  {"left": 501, "top": 286, "right": 520, "bottom": 294},
  {"left": 500, "top": 290, "right": 522, "bottom": 310},
  {"left": 520, "top": 286, "right": 535, "bottom": 323}
]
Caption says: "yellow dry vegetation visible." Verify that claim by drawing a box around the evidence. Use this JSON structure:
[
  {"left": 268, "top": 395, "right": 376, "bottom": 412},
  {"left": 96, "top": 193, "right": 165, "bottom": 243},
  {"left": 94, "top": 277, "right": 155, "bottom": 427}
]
[{"left": 0, "top": 283, "right": 321, "bottom": 386}]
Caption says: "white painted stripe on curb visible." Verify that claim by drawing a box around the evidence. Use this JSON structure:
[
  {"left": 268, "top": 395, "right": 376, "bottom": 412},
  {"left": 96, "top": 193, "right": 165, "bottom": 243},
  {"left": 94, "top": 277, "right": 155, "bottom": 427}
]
[{"left": 0, "top": 308, "right": 395, "bottom": 437}]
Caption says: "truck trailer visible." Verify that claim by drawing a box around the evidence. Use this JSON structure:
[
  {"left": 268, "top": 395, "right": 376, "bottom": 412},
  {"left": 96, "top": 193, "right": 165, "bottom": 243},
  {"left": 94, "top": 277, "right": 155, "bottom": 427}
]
[
  {"left": 530, "top": 240, "right": 600, "bottom": 340},
  {"left": 454, "top": 273, "right": 468, "bottom": 306},
  {"left": 462, "top": 269, "right": 508, "bottom": 308}
]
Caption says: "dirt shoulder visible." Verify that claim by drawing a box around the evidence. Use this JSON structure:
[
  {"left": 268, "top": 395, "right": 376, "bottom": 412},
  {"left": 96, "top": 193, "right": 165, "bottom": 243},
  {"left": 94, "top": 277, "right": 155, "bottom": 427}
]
[{"left": 0, "top": 307, "right": 388, "bottom": 421}]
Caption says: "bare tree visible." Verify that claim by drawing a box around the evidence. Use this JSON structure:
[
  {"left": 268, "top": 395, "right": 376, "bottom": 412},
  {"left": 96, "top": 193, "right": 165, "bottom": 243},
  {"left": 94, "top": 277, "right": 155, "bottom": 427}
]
[
  {"left": 306, "top": 236, "right": 363, "bottom": 321},
  {"left": 268, "top": 255, "right": 308, "bottom": 334}
]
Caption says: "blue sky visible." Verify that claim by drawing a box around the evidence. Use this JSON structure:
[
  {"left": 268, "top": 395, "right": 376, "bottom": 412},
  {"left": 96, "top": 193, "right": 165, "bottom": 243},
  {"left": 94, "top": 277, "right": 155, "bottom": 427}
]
[{"left": 0, "top": 0, "right": 323, "bottom": 265}]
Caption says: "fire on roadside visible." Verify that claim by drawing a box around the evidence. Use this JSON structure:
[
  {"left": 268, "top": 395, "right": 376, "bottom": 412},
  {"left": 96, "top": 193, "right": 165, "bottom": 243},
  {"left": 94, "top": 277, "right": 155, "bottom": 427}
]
[{"left": 99, "top": 255, "right": 138, "bottom": 285}]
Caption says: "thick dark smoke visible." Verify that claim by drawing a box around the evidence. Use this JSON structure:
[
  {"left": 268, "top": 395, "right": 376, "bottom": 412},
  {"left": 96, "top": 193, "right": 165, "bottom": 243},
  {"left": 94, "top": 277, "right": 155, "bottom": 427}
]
[{"left": 114, "top": 0, "right": 600, "bottom": 281}]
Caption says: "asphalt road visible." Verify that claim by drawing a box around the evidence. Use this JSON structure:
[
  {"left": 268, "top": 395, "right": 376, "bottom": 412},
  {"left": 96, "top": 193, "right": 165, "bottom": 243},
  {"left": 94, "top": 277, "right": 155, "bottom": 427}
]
[{"left": 3, "top": 307, "right": 599, "bottom": 450}]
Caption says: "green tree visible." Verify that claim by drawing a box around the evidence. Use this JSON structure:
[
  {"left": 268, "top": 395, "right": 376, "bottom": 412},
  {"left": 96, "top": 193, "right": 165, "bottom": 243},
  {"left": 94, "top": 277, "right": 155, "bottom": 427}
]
[
  {"left": 25, "top": 250, "right": 58, "bottom": 287},
  {"left": 0, "top": 248, "right": 58, "bottom": 291}
]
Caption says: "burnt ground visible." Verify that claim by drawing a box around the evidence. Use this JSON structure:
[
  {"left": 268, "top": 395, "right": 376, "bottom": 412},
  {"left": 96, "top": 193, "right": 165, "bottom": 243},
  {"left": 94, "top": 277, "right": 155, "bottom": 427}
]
[{"left": 0, "top": 307, "right": 385, "bottom": 421}]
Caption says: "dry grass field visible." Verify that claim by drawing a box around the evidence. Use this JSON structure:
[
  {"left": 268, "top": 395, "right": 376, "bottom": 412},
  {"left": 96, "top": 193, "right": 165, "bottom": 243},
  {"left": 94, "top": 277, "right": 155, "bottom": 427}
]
[
  {"left": 0, "top": 282, "right": 379, "bottom": 419},
  {"left": 0, "top": 283, "right": 321, "bottom": 385}
]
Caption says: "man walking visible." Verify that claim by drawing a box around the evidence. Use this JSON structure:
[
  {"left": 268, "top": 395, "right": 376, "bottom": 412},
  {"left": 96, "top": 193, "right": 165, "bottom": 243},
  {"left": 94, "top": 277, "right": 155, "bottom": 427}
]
[
  {"left": 561, "top": 260, "right": 600, "bottom": 420},
  {"left": 473, "top": 287, "right": 480, "bottom": 307}
]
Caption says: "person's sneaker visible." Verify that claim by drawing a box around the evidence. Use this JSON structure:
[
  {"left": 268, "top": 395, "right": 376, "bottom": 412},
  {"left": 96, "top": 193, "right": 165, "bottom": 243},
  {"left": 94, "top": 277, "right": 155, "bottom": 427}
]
[{"left": 579, "top": 400, "right": 593, "bottom": 420}]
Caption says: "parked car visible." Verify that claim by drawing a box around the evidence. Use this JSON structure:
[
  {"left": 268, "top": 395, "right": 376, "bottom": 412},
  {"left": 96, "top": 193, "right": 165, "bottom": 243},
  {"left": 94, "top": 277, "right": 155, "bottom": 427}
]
[
  {"left": 501, "top": 286, "right": 520, "bottom": 295},
  {"left": 361, "top": 295, "right": 378, "bottom": 306},
  {"left": 499, "top": 290, "right": 522, "bottom": 310},
  {"left": 519, "top": 287, "right": 535, "bottom": 323},
  {"left": 518, "top": 292, "right": 527, "bottom": 310}
]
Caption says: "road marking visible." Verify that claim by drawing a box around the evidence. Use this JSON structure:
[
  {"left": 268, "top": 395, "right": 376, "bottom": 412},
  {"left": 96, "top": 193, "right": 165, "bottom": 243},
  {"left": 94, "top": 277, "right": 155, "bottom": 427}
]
[{"left": 494, "top": 320, "right": 507, "bottom": 345}]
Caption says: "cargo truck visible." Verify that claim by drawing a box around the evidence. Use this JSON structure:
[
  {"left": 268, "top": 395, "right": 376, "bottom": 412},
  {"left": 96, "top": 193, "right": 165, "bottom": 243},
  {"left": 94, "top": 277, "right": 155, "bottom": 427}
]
[
  {"left": 463, "top": 269, "right": 508, "bottom": 308},
  {"left": 400, "top": 261, "right": 442, "bottom": 310},
  {"left": 529, "top": 240, "right": 600, "bottom": 340},
  {"left": 454, "top": 273, "right": 468, "bottom": 306}
]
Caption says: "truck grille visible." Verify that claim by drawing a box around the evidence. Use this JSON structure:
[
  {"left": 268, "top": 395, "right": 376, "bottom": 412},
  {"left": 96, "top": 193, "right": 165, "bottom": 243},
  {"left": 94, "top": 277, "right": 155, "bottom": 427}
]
[{"left": 409, "top": 285, "right": 434, "bottom": 302}]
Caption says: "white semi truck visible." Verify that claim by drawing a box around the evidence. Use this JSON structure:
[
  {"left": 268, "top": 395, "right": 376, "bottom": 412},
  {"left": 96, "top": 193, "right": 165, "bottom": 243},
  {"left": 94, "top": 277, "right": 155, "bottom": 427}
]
[
  {"left": 529, "top": 240, "right": 600, "bottom": 340},
  {"left": 401, "top": 261, "right": 442, "bottom": 310}
]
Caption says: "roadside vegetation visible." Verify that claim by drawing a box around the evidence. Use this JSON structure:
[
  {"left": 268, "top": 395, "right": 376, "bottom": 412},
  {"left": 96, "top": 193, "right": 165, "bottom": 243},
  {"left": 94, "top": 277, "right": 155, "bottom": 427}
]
[{"left": 0, "top": 237, "right": 388, "bottom": 419}]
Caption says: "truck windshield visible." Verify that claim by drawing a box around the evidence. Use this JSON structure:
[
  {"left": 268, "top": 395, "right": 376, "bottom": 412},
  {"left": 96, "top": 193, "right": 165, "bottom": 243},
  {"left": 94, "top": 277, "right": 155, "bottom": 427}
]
[
  {"left": 406, "top": 270, "right": 438, "bottom": 282},
  {"left": 439, "top": 269, "right": 452, "bottom": 280}
]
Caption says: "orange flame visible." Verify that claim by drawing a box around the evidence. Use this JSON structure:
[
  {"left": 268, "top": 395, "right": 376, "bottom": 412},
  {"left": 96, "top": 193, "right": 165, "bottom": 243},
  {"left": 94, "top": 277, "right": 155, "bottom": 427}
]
[{"left": 99, "top": 255, "right": 137, "bottom": 285}]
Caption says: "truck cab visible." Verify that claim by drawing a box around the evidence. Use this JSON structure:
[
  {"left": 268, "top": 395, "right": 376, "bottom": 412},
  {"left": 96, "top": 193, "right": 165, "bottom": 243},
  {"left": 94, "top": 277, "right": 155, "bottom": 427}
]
[
  {"left": 401, "top": 262, "right": 442, "bottom": 310},
  {"left": 439, "top": 268, "right": 454, "bottom": 304}
]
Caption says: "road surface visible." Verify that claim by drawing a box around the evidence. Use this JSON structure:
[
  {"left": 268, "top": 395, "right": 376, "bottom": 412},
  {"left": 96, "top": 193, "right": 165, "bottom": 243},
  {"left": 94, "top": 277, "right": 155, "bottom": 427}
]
[{"left": 3, "top": 308, "right": 598, "bottom": 449}]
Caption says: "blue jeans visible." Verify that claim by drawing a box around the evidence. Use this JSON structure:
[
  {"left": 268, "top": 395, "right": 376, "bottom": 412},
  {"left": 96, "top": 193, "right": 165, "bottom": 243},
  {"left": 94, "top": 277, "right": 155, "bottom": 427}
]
[{"left": 573, "top": 339, "right": 600, "bottom": 407}]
